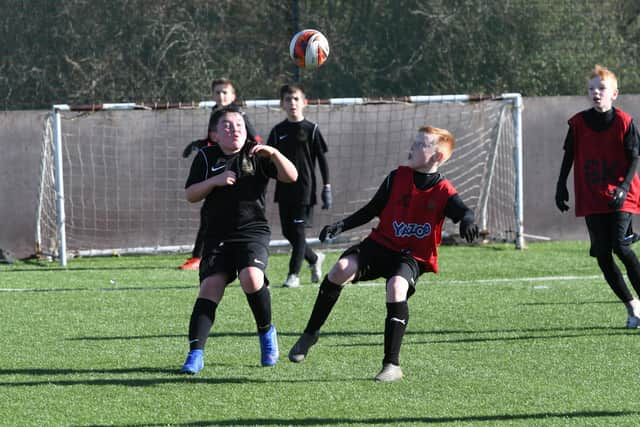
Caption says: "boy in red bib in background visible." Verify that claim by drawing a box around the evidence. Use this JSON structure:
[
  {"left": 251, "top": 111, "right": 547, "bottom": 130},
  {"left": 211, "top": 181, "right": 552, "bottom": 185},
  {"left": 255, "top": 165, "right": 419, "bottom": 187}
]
[
  {"left": 556, "top": 65, "right": 640, "bottom": 328},
  {"left": 287, "top": 126, "right": 479, "bottom": 382}
]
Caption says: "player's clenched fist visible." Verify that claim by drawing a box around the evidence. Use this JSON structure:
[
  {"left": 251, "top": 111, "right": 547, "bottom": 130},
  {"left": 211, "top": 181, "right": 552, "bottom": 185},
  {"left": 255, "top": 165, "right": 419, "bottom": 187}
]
[
  {"left": 249, "top": 143, "right": 275, "bottom": 158},
  {"left": 215, "top": 170, "right": 236, "bottom": 186}
]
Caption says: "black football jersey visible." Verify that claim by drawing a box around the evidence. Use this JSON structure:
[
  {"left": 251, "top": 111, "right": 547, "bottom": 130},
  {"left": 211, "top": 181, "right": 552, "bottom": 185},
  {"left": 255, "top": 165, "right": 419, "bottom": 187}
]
[
  {"left": 185, "top": 143, "right": 278, "bottom": 243},
  {"left": 267, "top": 118, "right": 328, "bottom": 205}
]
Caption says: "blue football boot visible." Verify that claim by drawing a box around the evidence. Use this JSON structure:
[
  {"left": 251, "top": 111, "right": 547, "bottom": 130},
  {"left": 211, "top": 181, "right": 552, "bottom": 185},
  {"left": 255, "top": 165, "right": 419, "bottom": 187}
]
[
  {"left": 259, "top": 325, "right": 280, "bottom": 366},
  {"left": 180, "top": 349, "right": 204, "bottom": 374}
]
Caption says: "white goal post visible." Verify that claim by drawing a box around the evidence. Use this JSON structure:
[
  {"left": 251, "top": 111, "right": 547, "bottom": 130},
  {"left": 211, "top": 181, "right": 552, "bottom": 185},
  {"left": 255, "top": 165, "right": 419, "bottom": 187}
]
[{"left": 36, "top": 94, "right": 524, "bottom": 266}]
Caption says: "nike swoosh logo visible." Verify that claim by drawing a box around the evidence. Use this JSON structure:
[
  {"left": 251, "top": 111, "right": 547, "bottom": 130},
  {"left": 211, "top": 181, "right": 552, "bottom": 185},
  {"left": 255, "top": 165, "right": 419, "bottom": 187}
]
[
  {"left": 390, "top": 317, "right": 406, "bottom": 325},
  {"left": 293, "top": 219, "right": 305, "bottom": 224},
  {"left": 279, "top": 135, "right": 287, "bottom": 140},
  {"left": 253, "top": 259, "right": 265, "bottom": 265},
  {"left": 211, "top": 165, "right": 226, "bottom": 173}
]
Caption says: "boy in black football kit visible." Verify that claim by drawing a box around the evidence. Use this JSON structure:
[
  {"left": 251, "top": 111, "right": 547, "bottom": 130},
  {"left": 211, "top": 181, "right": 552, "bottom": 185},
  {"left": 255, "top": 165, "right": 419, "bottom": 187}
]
[
  {"left": 179, "top": 78, "right": 263, "bottom": 271},
  {"left": 179, "top": 105, "right": 297, "bottom": 374},
  {"left": 268, "top": 84, "right": 332, "bottom": 288},
  {"left": 555, "top": 65, "right": 640, "bottom": 328},
  {"left": 288, "top": 126, "right": 479, "bottom": 382}
]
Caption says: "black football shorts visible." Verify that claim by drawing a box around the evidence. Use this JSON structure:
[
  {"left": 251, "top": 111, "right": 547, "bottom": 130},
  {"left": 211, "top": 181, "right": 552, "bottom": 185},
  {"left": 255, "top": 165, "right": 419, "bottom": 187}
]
[
  {"left": 340, "top": 237, "right": 423, "bottom": 297},
  {"left": 199, "top": 240, "right": 270, "bottom": 285}
]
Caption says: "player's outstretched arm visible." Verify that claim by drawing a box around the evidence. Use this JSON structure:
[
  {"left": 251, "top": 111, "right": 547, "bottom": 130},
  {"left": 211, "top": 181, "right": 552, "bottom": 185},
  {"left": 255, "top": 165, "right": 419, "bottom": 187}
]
[
  {"left": 318, "top": 172, "right": 394, "bottom": 242},
  {"left": 319, "top": 221, "right": 344, "bottom": 242},
  {"left": 444, "top": 194, "right": 478, "bottom": 243}
]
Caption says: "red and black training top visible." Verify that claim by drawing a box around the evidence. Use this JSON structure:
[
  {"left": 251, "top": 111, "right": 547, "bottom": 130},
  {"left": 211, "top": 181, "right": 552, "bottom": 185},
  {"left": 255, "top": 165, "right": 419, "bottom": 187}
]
[
  {"left": 569, "top": 108, "right": 640, "bottom": 216},
  {"left": 369, "top": 166, "right": 457, "bottom": 272}
]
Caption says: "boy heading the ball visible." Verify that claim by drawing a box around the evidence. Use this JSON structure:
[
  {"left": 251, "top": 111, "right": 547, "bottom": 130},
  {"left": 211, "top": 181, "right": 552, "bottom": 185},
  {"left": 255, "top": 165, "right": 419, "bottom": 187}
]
[
  {"left": 267, "top": 84, "right": 332, "bottom": 288},
  {"left": 179, "top": 105, "right": 297, "bottom": 374},
  {"left": 287, "top": 126, "right": 479, "bottom": 382},
  {"left": 179, "top": 78, "right": 262, "bottom": 271},
  {"left": 555, "top": 65, "right": 640, "bottom": 328}
]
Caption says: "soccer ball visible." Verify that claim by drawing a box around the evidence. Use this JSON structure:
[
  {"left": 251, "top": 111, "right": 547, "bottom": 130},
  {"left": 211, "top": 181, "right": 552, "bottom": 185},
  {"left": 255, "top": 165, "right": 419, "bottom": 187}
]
[{"left": 289, "top": 29, "right": 330, "bottom": 69}]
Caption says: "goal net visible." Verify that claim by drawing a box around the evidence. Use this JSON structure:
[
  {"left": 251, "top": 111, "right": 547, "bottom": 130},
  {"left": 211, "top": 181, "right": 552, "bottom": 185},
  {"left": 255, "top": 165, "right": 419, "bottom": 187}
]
[{"left": 36, "top": 95, "right": 523, "bottom": 265}]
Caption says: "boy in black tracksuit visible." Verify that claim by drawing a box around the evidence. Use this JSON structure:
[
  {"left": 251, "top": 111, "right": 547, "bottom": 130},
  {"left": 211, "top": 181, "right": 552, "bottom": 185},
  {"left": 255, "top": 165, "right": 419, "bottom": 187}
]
[{"left": 267, "top": 84, "right": 332, "bottom": 288}]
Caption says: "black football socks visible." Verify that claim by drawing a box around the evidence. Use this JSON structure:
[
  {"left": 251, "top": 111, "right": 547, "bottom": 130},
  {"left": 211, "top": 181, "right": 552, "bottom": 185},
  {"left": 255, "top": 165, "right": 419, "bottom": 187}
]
[
  {"left": 304, "top": 276, "right": 343, "bottom": 334},
  {"left": 246, "top": 285, "right": 273, "bottom": 334},
  {"left": 383, "top": 301, "right": 409, "bottom": 366},
  {"left": 188, "top": 298, "right": 218, "bottom": 351}
]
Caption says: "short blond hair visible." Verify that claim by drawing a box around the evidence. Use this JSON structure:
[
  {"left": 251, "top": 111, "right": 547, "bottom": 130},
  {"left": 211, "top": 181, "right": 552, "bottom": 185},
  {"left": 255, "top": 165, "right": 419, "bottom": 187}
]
[
  {"left": 590, "top": 65, "right": 618, "bottom": 91},
  {"left": 418, "top": 126, "right": 455, "bottom": 162}
]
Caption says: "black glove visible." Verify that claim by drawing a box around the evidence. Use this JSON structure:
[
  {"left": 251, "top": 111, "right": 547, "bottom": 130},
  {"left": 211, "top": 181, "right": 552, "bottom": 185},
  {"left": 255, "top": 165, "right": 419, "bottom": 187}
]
[
  {"left": 321, "top": 186, "right": 332, "bottom": 209},
  {"left": 555, "top": 181, "right": 570, "bottom": 212},
  {"left": 319, "top": 221, "right": 343, "bottom": 242},
  {"left": 609, "top": 185, "right": 628, "bottom": 210},
  {"left": 459, "top": 220, "right": 479, "bottom": 243}
]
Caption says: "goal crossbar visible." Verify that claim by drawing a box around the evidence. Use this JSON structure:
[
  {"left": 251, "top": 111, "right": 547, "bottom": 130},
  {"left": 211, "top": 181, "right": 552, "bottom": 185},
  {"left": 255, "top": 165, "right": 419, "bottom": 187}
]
[{"left": 38, "top": 94, "right": 524, "bottom": 266}]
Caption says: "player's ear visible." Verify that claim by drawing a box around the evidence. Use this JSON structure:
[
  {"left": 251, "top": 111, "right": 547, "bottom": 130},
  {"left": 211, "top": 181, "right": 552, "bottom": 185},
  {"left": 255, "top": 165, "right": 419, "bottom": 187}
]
[{"left": 612, "top": 88, "right": 619, "bottom": 100}]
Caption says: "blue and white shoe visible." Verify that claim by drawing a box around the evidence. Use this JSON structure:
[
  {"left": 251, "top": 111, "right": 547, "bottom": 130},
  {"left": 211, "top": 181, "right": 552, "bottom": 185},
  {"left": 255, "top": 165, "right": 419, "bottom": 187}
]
[
  {"left": 259, "top": 325, "right": 279, "bottom": 366},
  {"left": 180, "top": 349, "right": 204, "bottom": 374},
  {"left": 626, "top": 315, "right": 640, "bottom": 329}
]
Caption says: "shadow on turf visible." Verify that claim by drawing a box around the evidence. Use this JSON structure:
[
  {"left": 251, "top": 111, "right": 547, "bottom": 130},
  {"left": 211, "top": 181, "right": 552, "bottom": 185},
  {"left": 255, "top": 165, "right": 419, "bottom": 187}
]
[
  {"left": 0, "top": 367, "right": 181, "bottom": 376},
  {"left": 5, "top": 259, "right": 190, "bottom": 272},
  {"left": 523, "top": 300, "right": 617, "bottom": 306},
  {"left": 80, "top": 410, "right": 640, "bottom": 426},
  {"left": 338, "top": 325, "right": 636, "bottom": 347},
  {"left": 0, "top": 367, "right": 269, "bottom": 387},
  {"left": 0, "top": 366, "right": 369, "bottom": 388},
  {"left": 0, "top": 285, "right": 195, "bottom": 293},
  {"left": 0, "top": 376, "right": 254, "bottom": 387},
  {"left": 64, "top": 324, "right": 632, "bottom": 343},
  {"left": 64, "top": 330, "right": 386, "bottom": 341}
]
